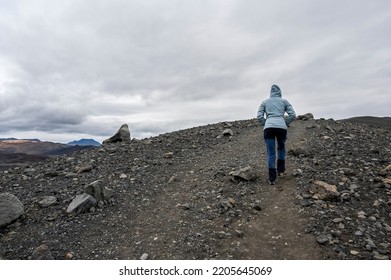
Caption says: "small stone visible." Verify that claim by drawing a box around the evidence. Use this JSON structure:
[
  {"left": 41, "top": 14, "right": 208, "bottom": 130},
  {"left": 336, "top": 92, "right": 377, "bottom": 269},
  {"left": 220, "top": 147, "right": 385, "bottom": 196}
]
[
  {"left": 97, "top": 200, "right": 105, "bottom": 208},
  {"left": 332, "top": 218, "right": 344, "bottom": 223},
  {"left": 219, "top": 197, "right": 236, "bottom": 214},
  {"left": 229, "top": 166, "right": 256, "bottom": 181},
  {"left": 373, "top": 253, "right": 389, "bottom": 260},
  {"left": 75, "top": 165, "right": 93, "bottom": 174},
  {"left": 316, "top": 234, "right": 329, "bottom": 244},
  {"left": 66, "top": 193, "right": 97, "bottom": 214},
  {"left": 350, "top": 250, "right": 360, "bottom": 256},
  {"left": 374, "top": 222, "right": 383, "bottom": 229},
  {"left": 357, "top": 211, "right": 367, "bottom": 219},
  {"left": 309, "top": 181, "right": 340, "bottom": 201},
  {"left": 365, "top": 244, "right": 373, "bottom": 251},
  {"left": 252, "top": 203, "right": 262, "bottom": 211},
  {"left": 354, "top": 231, "right": 363, "bottom": 236},
  {"left": 217, "top": 231, "right": 228, "bottom": 239},
  {"left": 119, "top": 173, "right": 127, "bottom": 179},
  {"left": 164, "top": 152, "right": 174, "bottom": 159},
  {"left": 222, "top": 129, "right": 233, "bottom": 136},
  {"left": 293, "top": 169, "right": 303, "bottom": 177},
  {"left": 300, "top": 199, "right": 310, "bottom": 207},
  {"left": 379, "top": 164, "right": 391, "bottom": 176},
  {"left": 373, "top": 200, "right": 381, "bottom": 207},
  {"left": 140, "top": 253, "right": 149, "bottom": 260},
  {"left": 340, "top": 193, "right": 351, "bottom": 202},
  {"left": 384, "top": 224, "right": 391, "bottom": 232},
  {"left": 38, "top": 196, "right": 57, "bottom": 208},
  {"left": 168, "top": 176, "right": 176, "bottom": 183},
  {"left": 181, "top": 203, "right": 191, "bottom": 210},
  {"left": 65, "top": 252, "right": 74, "bottom": 260},
  {"left": 31, "top": 244, "right": 54, "bottom": 260},
  {"left": 383, "top": 178, "right": 391, "bottom": 185}
]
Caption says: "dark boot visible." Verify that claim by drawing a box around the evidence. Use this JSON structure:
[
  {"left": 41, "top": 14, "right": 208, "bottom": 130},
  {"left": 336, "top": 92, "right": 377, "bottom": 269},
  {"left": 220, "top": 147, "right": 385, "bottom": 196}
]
[
  {"left": 277, "top": 159, "right": 285, "bottom": 175},
  {"left": 268, "top": 168, "right": 277, "bottom": 184}
]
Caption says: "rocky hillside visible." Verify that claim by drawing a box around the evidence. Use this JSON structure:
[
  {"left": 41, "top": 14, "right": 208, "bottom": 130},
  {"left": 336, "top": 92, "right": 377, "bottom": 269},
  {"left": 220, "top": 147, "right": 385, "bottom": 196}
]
[{"left": 0, "top": 117, "right": 390, "bottom": 260}]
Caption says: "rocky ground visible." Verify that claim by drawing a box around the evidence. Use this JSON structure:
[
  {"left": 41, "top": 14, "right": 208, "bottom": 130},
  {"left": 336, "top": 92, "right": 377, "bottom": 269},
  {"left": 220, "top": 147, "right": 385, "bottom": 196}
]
[{"left": 0, "top": 117, "right": 390, "bottom": 260}]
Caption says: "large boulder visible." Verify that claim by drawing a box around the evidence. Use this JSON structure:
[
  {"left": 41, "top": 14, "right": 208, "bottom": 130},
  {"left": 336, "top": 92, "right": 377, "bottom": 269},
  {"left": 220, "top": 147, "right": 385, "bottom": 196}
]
[
  {"left": 103, "top": 124, "right": 130, "bottom": 144},
  {"left": 0, "top": 193, "right": 24, "bottom": 227}
]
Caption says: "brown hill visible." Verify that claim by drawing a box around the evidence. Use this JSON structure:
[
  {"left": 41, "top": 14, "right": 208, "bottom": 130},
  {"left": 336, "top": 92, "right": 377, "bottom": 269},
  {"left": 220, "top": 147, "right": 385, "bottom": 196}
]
[
  {"left": 0, "top": 117, "right": 390, "bottom": 260},
  {"left": 0, "top": 140, "right": 97, "bottom": 171},
  {"left": 0, "top": 139, "right": 69, "bottom": 155}
]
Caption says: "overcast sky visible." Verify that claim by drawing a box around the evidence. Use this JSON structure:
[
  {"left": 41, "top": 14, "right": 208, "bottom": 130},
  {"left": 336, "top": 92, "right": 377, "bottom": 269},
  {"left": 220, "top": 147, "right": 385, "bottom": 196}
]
[{"left": 1, "top": 0, "right": 390, "bottom": 143}]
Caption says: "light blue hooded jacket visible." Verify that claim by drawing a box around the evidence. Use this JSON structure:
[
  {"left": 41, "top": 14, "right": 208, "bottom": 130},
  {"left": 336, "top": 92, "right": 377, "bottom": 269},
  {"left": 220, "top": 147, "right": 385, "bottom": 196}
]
[{"left": 257, "top": 85, "right": 296, "bottom": 130}]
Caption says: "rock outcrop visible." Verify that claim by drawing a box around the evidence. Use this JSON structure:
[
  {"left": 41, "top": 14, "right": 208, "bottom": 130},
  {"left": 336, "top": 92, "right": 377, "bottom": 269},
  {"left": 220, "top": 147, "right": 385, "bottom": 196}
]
[{"left": 103, "top": 124, "right": 131, "bottom": 144}]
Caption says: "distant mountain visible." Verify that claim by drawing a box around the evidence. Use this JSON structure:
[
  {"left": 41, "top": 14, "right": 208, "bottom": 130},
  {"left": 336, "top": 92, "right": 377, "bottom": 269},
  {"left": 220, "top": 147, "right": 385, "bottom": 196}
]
[
  {"left": 0, "top": 138, "right": 98, "bottom": 170},
  {"left": 67, "top": 139, "right": 101, "bottom": 147}
]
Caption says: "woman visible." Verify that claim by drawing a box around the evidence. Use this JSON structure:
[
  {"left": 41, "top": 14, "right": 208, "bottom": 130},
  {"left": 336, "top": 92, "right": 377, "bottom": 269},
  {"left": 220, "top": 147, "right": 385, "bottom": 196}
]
[{"left": 257, "top": 84, "right": 296, "bottom": 185}]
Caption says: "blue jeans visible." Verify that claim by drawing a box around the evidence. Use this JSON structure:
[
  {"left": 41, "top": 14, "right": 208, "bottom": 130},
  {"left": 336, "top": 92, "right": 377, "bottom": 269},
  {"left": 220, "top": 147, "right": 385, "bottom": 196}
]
[{"left": 264, "top": 128, "right": 287, "bottom": 170}]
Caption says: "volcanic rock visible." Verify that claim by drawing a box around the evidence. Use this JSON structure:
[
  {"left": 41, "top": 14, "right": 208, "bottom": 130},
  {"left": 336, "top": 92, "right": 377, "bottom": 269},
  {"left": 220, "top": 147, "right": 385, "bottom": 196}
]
[
  {"left": 75, "top": 164, "right": 93, "bottom": 173},
  {"left": 66, "top": 193, "right": 97, "bottom": 214},
  {"left": 379, "top": 164, "right": 391, "bottom": 176},
  {"left": 229, "top": 166, "right": 256, "bottom": 181},
  {"left": 84, "top": 180, "right": 114, "bottom": 202},
  {"left": 38, "top": 196, "right": 57, "bottom": 208},
  {"left": 0, "top": 193, "right": 24, "bottom": 227},
  {"left": 309, "top": 181, "right": 340, "bottom": 201},
  {"left": 31, "top": 244, "right": 54, "bottom": 260},
  {"left": 222, "top": 129, "right": 234, "bottom": 136},
  {"left": 297, "top": 113, "right": 314, "bottom": 121},
  {"left": 103, "top": 124, "right": 131, "bottom": 144}
]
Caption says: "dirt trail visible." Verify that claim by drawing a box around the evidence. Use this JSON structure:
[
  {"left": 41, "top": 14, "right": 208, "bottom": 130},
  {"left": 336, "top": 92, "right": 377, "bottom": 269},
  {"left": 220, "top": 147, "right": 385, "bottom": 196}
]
[
  {"left": 233, "top": 172, "right": 323, "bottom": 259},
  {"left": 209, "top": 121, "right": 323, "bottom": 259}
]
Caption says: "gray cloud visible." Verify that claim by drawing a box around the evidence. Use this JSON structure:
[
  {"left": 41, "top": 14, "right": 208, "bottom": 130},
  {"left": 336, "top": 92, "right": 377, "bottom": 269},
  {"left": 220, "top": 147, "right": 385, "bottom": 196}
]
[{"left": 0, "top": 0, "right": 390, "bottom": 142}]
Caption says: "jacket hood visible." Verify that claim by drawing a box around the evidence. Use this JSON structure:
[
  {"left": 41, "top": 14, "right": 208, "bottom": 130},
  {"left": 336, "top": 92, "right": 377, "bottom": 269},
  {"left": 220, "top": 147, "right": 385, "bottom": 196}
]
[{"left": 270, "top": 84, "right": 282, "bottom": 97}]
